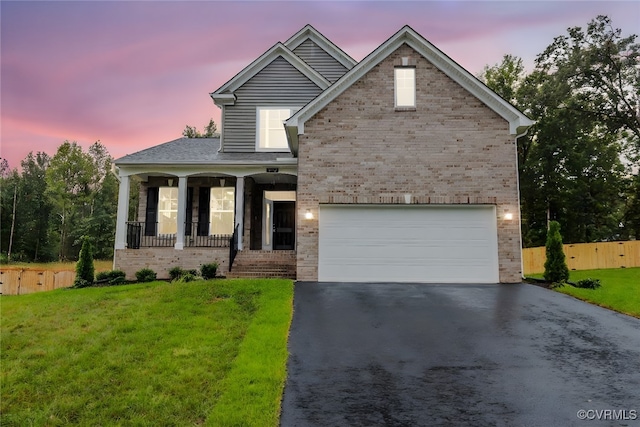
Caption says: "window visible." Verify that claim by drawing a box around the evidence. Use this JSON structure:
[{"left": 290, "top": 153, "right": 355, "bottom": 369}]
[
  {"left": 256, "top": 107, "right": 297, "bottom": 151},
  {"left": 158, "top": 187, "right": 178, "bottom": 234},
  {"left": 210, "top": 187, "right": 235, "bottom": 235},
  {"left": 395, "top": 68, "right": 416, "bottom": 108}
]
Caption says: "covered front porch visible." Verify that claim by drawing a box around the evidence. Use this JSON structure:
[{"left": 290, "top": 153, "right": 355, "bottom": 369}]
[{"left": 113, "top": 165, "right": 298, "bottom": 280}]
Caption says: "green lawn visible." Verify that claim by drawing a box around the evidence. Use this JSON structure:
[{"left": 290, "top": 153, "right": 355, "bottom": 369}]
[
  {"left": 544, "top": 268, "right": 639, "bottom": 318},
  {"left": 1, "top": 279, "right": 293, "bottom": 426}
]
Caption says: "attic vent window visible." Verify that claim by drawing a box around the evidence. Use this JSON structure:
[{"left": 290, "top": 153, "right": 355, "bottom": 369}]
[{"left": 394, "top": 67, "right": 416, "bottom": 108}]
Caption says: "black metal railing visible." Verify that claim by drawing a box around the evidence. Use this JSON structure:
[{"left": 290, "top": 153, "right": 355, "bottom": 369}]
[
  {"left": 229, "top": 224, "right": 239, "bottom": 271},
  {"left": 126, "top": 221, "right": 231, "bottom": 249},
  {"left": 185, "top": 222, "right": 232, "bottom": 248}
]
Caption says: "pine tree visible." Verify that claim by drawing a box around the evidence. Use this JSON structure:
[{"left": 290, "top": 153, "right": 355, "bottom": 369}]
[
  {"left": 74, "top": 237, "right": 95, "bottom": 287},
  {"left": 543, "top": 221, "right": 569, "bottom": 283}
]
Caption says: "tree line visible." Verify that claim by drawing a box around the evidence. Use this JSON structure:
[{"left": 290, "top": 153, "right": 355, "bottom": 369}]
[
  {"left": 0, "top": 141, "right": 119, "bottom": 262},
  {"left": 1, "top": 15, "right": 638, "bottom": 262},
  {"left": 479, "top": 15, "right": 639, "bottom": 246},
  {"left": 0, "top": 119, "right": 218, "bottom": 263}
]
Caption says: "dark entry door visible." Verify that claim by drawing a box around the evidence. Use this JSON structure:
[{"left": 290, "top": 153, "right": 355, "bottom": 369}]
[{"left": 273, "top": 201, "right": 295, "bottom": 250}]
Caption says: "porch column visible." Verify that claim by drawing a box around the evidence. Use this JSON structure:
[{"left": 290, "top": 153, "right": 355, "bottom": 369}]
[
  {"left": 235, "top": 176, "right": 245, "bottom": 251},
  {"left": 114, "top": 174, "right": 130, "bottom": 250},
  {"left": 175, "top": 176, "right": 187, "bottom": 250}
]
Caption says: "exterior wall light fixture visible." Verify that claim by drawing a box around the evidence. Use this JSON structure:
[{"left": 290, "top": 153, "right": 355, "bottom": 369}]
[
  {"left": 305, "top": 209, "right": 313, "bottom": 220},
  {"left": 504, "top": 212, "right": 514, "bottom": 220}
]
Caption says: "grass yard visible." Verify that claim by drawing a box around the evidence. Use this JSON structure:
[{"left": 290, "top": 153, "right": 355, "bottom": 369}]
[
  {"left": 1, "top": 279, "right": 293, "bottom": 426},
  {"left": 540, "top": 268, "right": 639, "bottom": 318},
  {"left": 1, "top": 260, "right": 112, "bottom": 272}
]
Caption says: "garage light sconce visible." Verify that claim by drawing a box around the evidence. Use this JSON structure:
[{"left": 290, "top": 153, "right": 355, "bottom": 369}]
[
  {"left": 504, "top": 212, "right": 514, "bottom": 220},
  {"left": 305, "top": 209, "right": 314, "bottom": 220}
]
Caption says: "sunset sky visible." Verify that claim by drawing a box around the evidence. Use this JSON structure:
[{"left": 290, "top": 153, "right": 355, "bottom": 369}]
[{"left": 2, "top": 1, "right": 638, "bottom": 169}]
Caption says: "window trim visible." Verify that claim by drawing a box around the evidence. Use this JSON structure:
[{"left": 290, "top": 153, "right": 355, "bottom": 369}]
[
  {"left": 394, "top": 67, "right": 416, "bottom": 109},
  {"left": 255, "top": 107, "right": 299, "bottom": 152}
]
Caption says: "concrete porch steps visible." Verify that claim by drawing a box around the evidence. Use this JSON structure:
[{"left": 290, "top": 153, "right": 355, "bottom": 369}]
[{"left": 226, "top": 250, "right": 296, "bottom": 279}]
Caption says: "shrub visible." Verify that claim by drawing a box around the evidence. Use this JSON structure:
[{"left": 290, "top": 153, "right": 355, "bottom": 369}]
[
  {"left": 169, "top": 267, "right": 185, "bottom": 281},
  {"left": 544, "top": 221, "right": 569, "bottom": 284},
  {"left": 576, "top": 278, "right": 602, "bottom": 289},
  {"left": 96, "top": 270, "right": 127, "bottom": 286},
  {"left": 135, "top": 268, "right": 157, "bottom": 283},
  {"left": 74, "top": 237, "right": 95, "bottom": 287},
  {"left": 201, "top": 262, "right": 219, "bottom": 279},
  {"left": 180, "top": 273, "right": 197, "bottom": 283}
]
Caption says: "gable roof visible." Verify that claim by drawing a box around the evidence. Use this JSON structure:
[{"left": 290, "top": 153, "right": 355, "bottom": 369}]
[
  {"left": 285, "top": 25, "right": 535, "bottom": 155},
  {"left": 284, "top": 24, "right": 357, "bottom": 70},
  {"left": 210, "top": 42, "right": 330, "bottom": 107}
]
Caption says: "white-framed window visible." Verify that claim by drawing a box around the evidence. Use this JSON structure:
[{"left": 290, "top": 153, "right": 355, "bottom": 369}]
[
  {"left": 210, "top": 187, "right": 235, "bottom": 235},
  {"left": 395, "top": 68, "right": 416, "bottom": 108},
  {"left": 256, "top": 107, "right": 298, "bottom": 151},
  {"left": 158, "top": 187, "right": 178, "bottom": 234}
]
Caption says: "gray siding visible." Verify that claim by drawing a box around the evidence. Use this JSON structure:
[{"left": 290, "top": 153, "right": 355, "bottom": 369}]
[
  {"left": 222, "top": 57, "right": 323, "bottom": 152},
  {"left": 293, "top": 40, "right": 349, "bottom": 83}
]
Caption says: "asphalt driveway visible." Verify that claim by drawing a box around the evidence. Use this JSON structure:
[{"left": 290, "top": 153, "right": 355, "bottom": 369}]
[{"left": 280, "top": 282, "right": 640, "bottom": 427}]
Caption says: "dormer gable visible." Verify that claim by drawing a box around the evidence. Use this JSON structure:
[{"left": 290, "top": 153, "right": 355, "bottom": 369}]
[
  {"left": 284, "top": 25, "right": 356, "bottom": 83},
  {"left": 210, "top": 42, "right": 330, "bottom": 107}
]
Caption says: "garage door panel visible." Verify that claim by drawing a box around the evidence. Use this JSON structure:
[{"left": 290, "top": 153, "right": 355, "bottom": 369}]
[{"left": 318, "top": 205, "right": 499, "bottom": 283}]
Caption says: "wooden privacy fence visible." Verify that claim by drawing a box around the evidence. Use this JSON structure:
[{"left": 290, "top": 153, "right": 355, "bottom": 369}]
[
  {"left": 523, "top": 240, "right": 640, "bottom": 275},
  {"left": 0, "top": 269, "right": 76, "bottom": 295}
]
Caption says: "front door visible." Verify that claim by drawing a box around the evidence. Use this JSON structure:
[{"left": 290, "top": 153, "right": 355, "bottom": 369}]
[
  {"left": 262, "top": 191, "right": 296, "bottom": 250},
  {"left": 273, "top": 201, "right": 295, "bottom": 250}
]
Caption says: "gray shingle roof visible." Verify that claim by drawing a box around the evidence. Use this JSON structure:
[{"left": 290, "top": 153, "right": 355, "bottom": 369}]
[{"left": 114, "top": 138, "right": 294, "bottom": 165}]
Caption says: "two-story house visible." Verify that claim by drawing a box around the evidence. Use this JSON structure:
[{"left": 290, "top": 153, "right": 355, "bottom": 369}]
[{"left": 112, "top": 25, "right": 533, "bottom": 283}]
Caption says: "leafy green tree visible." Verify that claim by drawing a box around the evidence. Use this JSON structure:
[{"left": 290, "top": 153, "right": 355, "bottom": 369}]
[
  {"left": 16, "top": 153, "right": 55, "bottom": 261},
  {"left": 479, "top": 15, "right": 637, "bottom": 246},
  {"left": 544, "top": 221, "right": 569, "bottom": 283},
  {"left": 46, "top": 141, "right": 94, "bottom": 260},
  {"left": 182, "top": 119, "right": 219, "bottom": 138},
  {"left": 74, "top": 237, "right": 94, "bottom": 287}
]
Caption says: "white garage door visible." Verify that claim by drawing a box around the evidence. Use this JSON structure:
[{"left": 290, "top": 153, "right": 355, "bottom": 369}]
[{"left": 318, "top": 205, "right": 499, "bottom": 283}]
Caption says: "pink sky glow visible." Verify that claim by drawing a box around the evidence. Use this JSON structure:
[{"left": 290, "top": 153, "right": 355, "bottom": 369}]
[{"left": 1, "top": 1, "right": 638, "bottom": 169}]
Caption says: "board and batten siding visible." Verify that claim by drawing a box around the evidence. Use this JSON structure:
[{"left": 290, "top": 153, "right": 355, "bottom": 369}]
[
  {"left": 222, "top": 57, "right": 323, "bottom": 152},
  {"left": 292, "top": 39, "right": 349, "bottom": 84}
]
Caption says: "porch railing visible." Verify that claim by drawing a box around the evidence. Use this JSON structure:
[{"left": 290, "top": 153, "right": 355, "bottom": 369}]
[
  {"left": 126, "top": 222, "right": 231, "bottom": 249},
  {"left": 229, "top": 224, "right": 239, "bottom": 272}
]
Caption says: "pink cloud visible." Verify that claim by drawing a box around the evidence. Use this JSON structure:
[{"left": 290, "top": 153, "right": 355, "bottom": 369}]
[{"left": 2, "top": 1, "right": 637, "bottom": 169}]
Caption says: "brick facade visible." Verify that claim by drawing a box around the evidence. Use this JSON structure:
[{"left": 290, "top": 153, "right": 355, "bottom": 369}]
[
  {"left": 114, "top": 247, "right": 229, "bottom": 280},
  {"left": 296, "top": 44, "right": 522, "bottom": 283}
]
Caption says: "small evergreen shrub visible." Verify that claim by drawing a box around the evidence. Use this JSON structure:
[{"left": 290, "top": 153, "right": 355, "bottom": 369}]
[
  {"left": 169, "top": 267, "right": 185, "bottom": 281},
  {"left": 135, "top": 268, "right": 157, "bottom": 283},
  {"left": 576, "top": 278, "right": 601, "bottom": 289},
  {"left": 201, "top": 262, "right": 219, "bottom": 279},
  {"left": 96, "top": 270, "right": 127, "bottom": 286},
  {"left": 74, "top": 237, "right": 95, "bottom": 287},
  {"left": 543, "top": 221, "right": 569, "bottom": 284}
]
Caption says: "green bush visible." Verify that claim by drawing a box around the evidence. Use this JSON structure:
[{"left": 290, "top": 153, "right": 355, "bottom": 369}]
[
  {"left": 169, "top": 267, "right": 185, "bottom": 281},
  {"left": 135, "top": 268, "right": 157, "bottom": 283},
  {"left": 544, "top": 221, "right": 569, "bottom": 284},
  {"left": 169, "top": 267, "right": 201, "bottom": 282},
  {"left": 576, "top": 278, "right": 602, "bottom": 289},
  {"left": 201, "top": 262, "right": 219, "bottom": 279},
  {"left": 96, "top": 270, "right": 127, "bottom": 286},
  {"left": 74, "top": 237, "right": 95, "bottom": 287}
]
